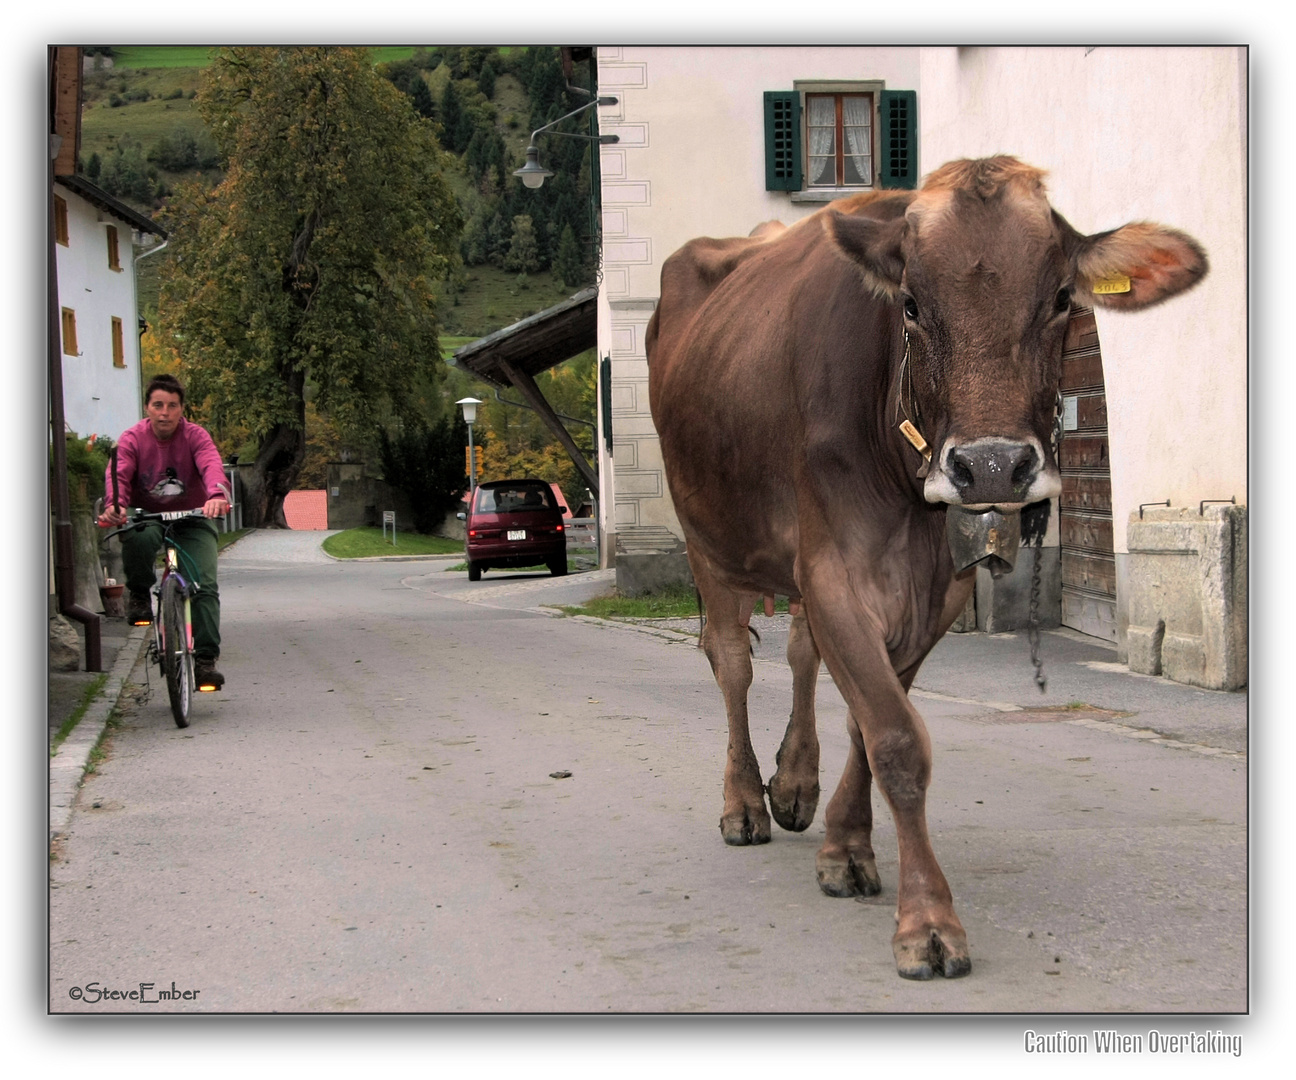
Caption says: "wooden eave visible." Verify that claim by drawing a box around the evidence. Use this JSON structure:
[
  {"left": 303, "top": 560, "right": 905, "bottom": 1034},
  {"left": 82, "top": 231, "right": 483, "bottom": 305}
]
[{"left": 451, "top": 285, "right": 597, "bottom": 387}]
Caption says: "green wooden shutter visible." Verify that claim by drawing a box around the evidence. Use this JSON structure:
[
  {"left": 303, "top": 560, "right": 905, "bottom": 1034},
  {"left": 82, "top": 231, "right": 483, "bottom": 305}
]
[
  {"left": 600, "top": 354, "right": 613, "bottom": 451},
  {"left": 879, "top": 89, "right": 918, "bottom": 190},
  {"left": 764, "top": 91, "right": 802, "bottom": 191}
]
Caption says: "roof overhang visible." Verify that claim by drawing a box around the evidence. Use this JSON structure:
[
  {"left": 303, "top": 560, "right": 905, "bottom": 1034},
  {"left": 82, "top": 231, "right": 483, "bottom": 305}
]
[
  {"left": 451, "top": 284, "right": 597, "bottom": 387},
  {"left": 54, "top": 174, "right": 168, "bottom": 239}
]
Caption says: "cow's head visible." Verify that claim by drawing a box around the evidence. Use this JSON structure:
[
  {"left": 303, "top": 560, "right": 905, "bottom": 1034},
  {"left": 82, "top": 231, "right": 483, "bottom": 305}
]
[{"left": 826, "top": 156, "right": 1208, "bottom": 511}]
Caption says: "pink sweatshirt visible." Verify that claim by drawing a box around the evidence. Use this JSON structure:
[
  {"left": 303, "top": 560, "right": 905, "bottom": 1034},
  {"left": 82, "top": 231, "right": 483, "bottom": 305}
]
[{"left": 106, "top": 418, "right": 230, "bottom": 513}]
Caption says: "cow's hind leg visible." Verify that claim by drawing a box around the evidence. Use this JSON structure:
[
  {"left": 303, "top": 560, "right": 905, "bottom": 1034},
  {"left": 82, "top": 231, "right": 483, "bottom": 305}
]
[
  {"left": 814, "top": 714, "right": 881, "bottom": 897},
  {"left": 690, "top": 552, "right": 771, "bottom": 845},
  {"left": 767, "top": 603, "right": 821, "bottom": 832}
]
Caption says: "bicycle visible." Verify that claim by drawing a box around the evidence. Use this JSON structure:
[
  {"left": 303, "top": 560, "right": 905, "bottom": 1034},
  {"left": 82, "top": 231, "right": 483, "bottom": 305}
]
[{"left": 100, "top": 508, "right": 211, "bottom": 727}]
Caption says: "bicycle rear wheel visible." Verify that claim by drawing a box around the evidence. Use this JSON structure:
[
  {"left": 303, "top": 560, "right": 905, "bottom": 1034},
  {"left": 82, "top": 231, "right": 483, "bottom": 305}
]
[{"left": 161, "top": 577, "right": 193, "bottom": 727}]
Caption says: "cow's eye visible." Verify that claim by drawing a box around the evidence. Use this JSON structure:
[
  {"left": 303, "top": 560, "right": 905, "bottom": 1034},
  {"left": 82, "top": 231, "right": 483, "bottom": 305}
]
[
  {"left": 1054, "top": 287, "right": 1072, "bottom": 314},
  {"left": 903, "top": 296, "right": 920, "bottom": 321}
]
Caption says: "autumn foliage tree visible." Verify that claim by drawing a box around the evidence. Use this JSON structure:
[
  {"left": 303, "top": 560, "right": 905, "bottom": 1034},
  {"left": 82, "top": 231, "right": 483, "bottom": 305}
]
[{"left": 157, "top": 47, "right": 461, "bottom": 527}]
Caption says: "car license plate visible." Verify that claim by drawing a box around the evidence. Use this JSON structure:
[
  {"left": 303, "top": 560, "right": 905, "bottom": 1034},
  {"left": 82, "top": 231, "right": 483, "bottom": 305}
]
[{"left": 507, "top": 529, "right": 526, "bottom": 540}]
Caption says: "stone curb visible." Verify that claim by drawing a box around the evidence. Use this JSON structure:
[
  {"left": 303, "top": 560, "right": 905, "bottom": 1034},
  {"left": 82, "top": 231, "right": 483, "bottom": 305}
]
[{"left": 49, "top": 625, "right": 149, "bottom": 842}]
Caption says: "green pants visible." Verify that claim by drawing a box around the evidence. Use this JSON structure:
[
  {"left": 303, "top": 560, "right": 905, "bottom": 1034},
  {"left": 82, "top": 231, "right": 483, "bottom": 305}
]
[{"left": 121, "top": 517, "right": 221, "bottom": 662}]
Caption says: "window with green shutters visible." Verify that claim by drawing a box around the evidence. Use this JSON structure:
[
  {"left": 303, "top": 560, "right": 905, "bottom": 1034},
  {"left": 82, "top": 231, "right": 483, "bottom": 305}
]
[{"left": 764, "top": 86, "right": 917, "bottom": 194}]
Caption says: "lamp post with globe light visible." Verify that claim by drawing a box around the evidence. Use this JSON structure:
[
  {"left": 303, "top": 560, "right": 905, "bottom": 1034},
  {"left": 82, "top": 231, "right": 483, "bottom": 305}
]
[{"left": 457, "top": 397, "right": 483, "bottom": 494}]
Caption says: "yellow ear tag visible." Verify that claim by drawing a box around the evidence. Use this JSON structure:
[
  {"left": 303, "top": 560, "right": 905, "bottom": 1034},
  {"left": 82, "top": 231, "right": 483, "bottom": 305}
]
[
  {"left": 899, "top": 419, "right": 931, "bottom": 462},
  {"left": 1092, "top": 275, "right": 1132, "bottom": 295}
]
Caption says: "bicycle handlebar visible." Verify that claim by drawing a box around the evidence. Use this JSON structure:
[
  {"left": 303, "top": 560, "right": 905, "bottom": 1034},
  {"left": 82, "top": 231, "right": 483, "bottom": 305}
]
[{"left": 98, "top": 508, "right": 207, "bottom": 541}]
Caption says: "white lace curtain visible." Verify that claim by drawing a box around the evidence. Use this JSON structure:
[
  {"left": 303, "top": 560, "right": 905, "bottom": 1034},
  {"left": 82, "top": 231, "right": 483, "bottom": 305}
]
[
  {"left": 842, "top": 95, "right": 872, "bottom": 186},
  {"left": 806, "top": 94, "right": 872, "bottom": 187},
  {"left": 807, "top": 96, "right": 836, "bottom": 185}
]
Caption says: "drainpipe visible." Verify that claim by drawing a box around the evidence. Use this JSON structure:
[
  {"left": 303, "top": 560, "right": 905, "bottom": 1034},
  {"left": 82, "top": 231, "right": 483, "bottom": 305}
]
[
  {"left": 49, "top": 118, "right": 101, "bottom": 670},
  {"left": 132, "top": 237, "right": 169, "bottom": 415}
]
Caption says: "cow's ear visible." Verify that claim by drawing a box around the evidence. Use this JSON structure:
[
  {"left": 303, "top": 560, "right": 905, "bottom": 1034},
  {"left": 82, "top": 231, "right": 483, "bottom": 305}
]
[
  {"left": 1069, "top": 220, "right": 1209, "bottom": 312},
  {"left": 824, "top": 211, "right": 906, "bottom": 299}
]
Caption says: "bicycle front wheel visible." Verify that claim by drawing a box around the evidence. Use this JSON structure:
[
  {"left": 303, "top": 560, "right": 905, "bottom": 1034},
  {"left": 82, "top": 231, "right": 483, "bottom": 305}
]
[{"left": 161, "top": 576, "right": 193, "bottom": 727}]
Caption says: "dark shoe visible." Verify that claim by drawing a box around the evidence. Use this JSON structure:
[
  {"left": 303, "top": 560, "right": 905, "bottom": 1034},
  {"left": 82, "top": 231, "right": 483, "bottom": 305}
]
[
  {"left": 127, "top": 593, "right": 153, "bottom": 626},
  {"left": 194, "top": 658, "right": 225, "bottom": 692}
]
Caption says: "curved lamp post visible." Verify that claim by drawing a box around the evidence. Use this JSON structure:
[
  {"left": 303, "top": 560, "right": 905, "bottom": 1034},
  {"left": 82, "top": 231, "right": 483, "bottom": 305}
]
[
  {"left": 513, "top": 95, "right": 619, "bottom": 189},
  {"left": 457, "top": 397, "right": 484, "bottom": 493}
]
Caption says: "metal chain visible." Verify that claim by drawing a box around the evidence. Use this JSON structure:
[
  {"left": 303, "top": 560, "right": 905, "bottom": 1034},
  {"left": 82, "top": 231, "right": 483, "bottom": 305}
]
[
  {"left": 1028, "top": 393, "right": 1062, "bottom": 695},
  {"left": 1028, "top": 537, "right": 1047, "bottom": 693}
]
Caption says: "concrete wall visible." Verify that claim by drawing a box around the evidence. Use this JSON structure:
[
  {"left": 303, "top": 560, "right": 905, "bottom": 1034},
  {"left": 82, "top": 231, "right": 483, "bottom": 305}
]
[
  {"left": 325, "top": 462, "right": 414, "bottom": 533},
  {"left": 55, "top": 185, "right": 146, "bottom": 440}
]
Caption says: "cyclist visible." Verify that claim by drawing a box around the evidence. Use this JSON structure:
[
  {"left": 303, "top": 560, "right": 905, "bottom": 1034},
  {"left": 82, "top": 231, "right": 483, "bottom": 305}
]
[{"left": 101, "top": 374, "right": 231, "bottom": 690}]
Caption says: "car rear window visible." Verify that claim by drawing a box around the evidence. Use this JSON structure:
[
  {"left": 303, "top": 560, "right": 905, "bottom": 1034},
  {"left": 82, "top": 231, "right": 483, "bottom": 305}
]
[{"left": 475, "top": 485, "right": 556, "bottom": 513}]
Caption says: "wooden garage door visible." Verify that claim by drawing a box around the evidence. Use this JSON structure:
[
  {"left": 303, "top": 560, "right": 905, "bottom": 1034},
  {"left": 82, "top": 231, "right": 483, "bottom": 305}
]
[{"left": 1059, "top": 308, "right": 1117, "bottom": 641}]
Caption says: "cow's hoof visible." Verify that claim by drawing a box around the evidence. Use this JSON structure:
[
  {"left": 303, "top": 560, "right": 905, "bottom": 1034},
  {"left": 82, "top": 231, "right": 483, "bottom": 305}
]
[
  {"left": 767, "top": 774, "right": 819, "bottom": 832},
  {"left": 720, "top": 807, "right": 771, "bottom": 846},
  {"left": 893, "top": 928, "right": 971, "bottom": 980},
  {"left": 815, "top": 850, "right": 881, "bottom": 897}
]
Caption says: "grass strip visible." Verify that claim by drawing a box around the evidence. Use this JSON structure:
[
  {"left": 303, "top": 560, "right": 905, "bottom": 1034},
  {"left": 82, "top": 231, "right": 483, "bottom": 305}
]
[
  {"left": 556, "top": 587, "right": 792, "bottom": 621},
  {"left": 216, "top": 528, "right": 250, "bottom": 551},
  {"left": 557, "top": 584, "right": 701, "bottom": 620},
  {"left": 323, "top": 527, "right": 463, "bottom": 559},
  {"left": 109, "top": 45, "right": 420, "bottom": 69},
  {"left": 50, "top": 674, "right": 108, "bottom": 755}
]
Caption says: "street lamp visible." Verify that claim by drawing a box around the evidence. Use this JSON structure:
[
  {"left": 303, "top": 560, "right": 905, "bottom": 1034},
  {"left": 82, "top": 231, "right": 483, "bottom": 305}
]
[
  {"left": 457, "top": 397, "right": 483, "bottom": 493},
  {"left": 513, "top": 96, "right": 619, "bottom": 190}
]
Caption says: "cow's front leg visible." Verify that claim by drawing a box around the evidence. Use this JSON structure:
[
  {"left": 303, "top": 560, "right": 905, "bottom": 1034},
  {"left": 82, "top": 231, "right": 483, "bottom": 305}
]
[
  {"left": 804, "top": 572, "right": 970, "bottom": 980},
  {"left": 690, "top": 553, "right": 770, "bottom": 845},
  {"left": 767, "top": 603, "right": 821, "bottom": 832}
]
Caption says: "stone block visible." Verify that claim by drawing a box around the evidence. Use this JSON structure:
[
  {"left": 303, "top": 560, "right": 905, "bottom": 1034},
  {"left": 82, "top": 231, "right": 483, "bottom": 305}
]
[
  {"left": 614, "top": 527, "right": 693, "bottom": 597},
  {"left": 975, "top": 545, "right": 1061, "bottom": 634},
  {"left": 49, "top": 615, "right": 81, "bottom": 672},
  {"left": 1125, "top": 504, "right": 1246, "bottom": 690}
]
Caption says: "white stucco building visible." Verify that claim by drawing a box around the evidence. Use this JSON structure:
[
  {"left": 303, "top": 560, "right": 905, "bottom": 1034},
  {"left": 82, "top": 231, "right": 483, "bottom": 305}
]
[
  {"left": 54, "top": 174, "right": 167, "bottom": 441},
  {"left": 593, "top": 46, "right": 1247, "bottom": 684}
]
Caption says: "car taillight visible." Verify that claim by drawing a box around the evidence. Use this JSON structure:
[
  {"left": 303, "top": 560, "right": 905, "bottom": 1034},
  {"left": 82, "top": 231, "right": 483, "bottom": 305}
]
[
  {"left": 468, "top": 530, "right": 477, "bottom": 537},
  {"left": 556, "top": 523, "right": 563, "bottom": 532}
]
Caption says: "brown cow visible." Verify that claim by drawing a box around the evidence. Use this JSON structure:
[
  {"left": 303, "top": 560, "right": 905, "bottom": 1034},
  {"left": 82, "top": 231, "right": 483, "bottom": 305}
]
[{"left": 645, "top": 156, "right": 1207, "bottom": 979}]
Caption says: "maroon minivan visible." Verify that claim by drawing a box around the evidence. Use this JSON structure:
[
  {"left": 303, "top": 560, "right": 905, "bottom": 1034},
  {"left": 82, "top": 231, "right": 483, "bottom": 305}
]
[{"left": 461, "top": 479, "right": 567, "bottom": 581}]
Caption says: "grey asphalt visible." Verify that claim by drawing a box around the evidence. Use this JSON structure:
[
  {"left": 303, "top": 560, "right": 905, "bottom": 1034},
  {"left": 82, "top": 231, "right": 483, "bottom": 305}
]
[{"left": 48, "top": 530, "right": 1246, "bottom": 1014}]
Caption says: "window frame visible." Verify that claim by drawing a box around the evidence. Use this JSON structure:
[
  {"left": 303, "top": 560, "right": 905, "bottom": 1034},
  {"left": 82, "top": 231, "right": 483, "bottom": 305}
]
[
  {"left": 792, "top": 80, "right": 884, "bottom": 202},
  {"left": 111, "top": 316, "right": 125, "bottom": 367}
]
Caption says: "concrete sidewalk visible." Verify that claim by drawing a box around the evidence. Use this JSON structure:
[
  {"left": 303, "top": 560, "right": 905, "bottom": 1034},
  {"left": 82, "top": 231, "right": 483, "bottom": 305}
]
[{"left": 583, "top": 611, "right": 1247, "bottom": 758}]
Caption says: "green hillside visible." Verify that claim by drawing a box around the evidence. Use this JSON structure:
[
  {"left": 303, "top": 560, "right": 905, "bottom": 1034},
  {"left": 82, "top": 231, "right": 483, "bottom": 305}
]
[{"left": 77, "top": 45, "right": 596, "bottom": 340}]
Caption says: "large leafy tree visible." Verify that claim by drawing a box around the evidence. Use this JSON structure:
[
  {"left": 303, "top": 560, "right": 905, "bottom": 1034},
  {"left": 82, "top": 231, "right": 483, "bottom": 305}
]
[{"left": 158, "top": 47, "right": 461, "bottom": 526}]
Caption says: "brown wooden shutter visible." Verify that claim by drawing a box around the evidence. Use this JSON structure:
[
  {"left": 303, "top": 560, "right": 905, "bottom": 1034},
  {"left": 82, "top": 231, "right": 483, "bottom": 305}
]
[
  {"left": 61, "top": 308, "right": 78, "bottom": 356},
  {"left": 55, "top": 195, "right": 69, "bottom": 245}
]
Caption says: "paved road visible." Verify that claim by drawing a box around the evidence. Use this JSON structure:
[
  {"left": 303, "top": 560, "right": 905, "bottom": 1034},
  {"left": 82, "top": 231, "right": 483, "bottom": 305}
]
[{"left": 49, "top": 531, "right": 1246, "bottom": 1014}]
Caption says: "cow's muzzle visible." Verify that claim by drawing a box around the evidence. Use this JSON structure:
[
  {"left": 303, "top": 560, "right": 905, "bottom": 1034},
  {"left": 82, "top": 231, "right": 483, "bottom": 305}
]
[{"left": 926, "top": 437, "right": 1060, "bottom": 509}]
